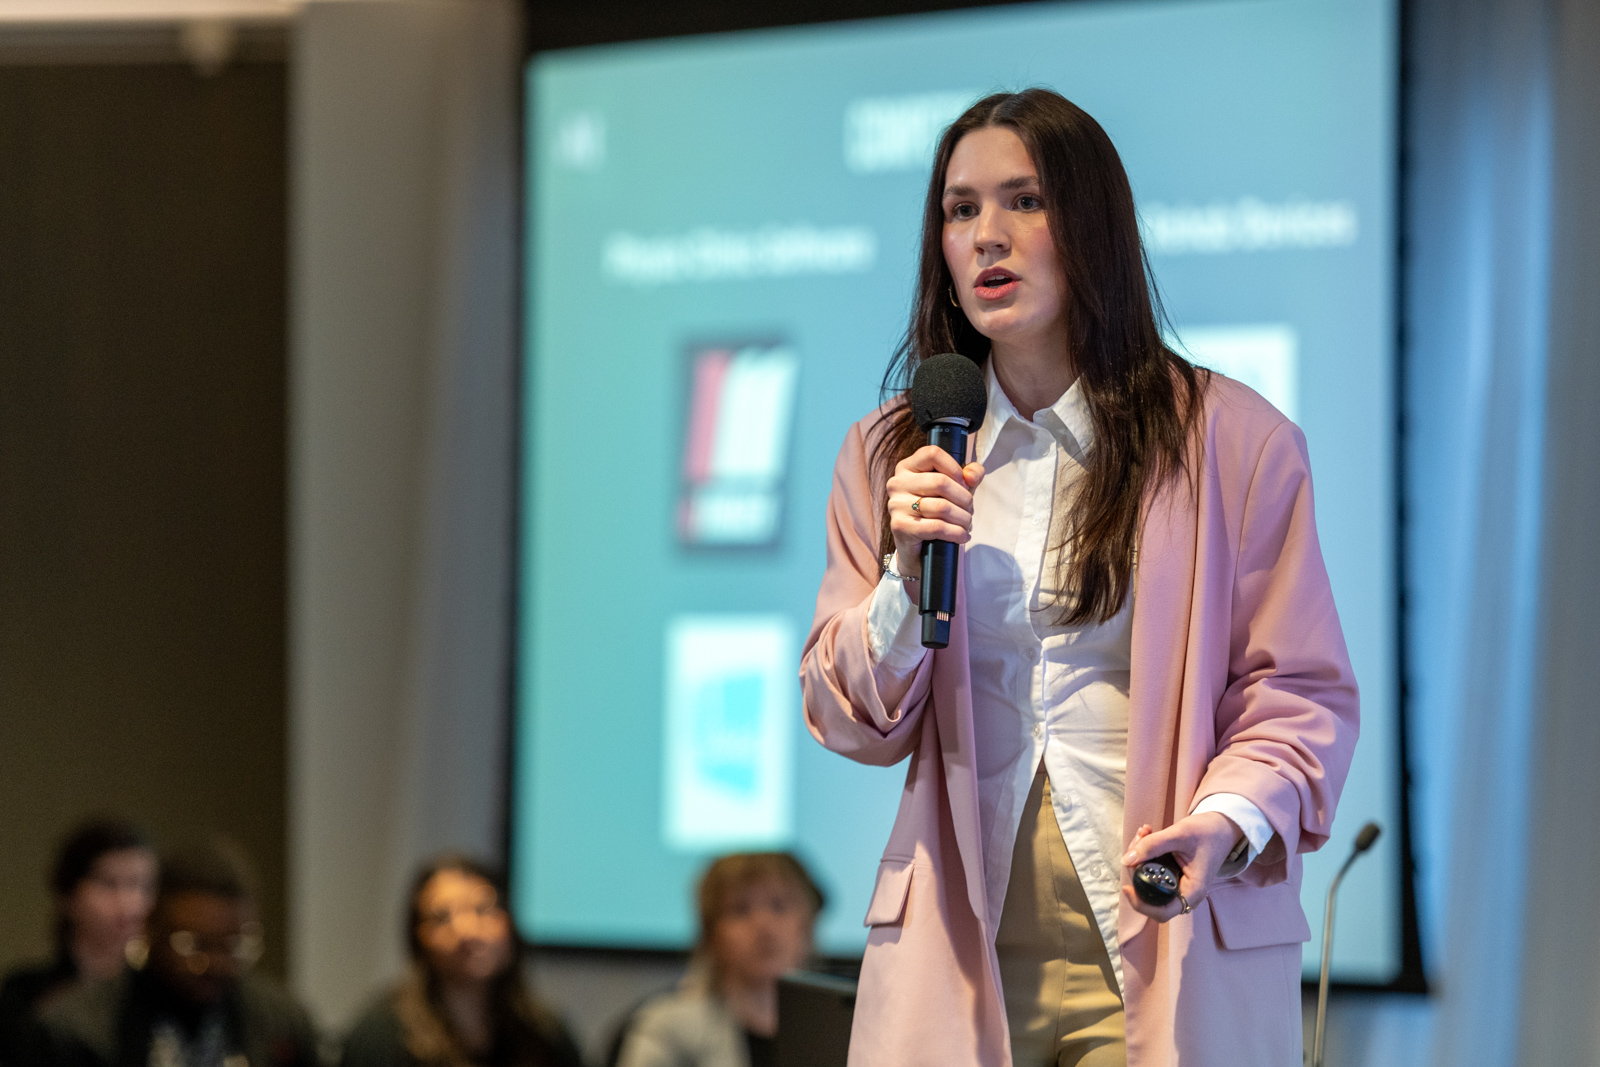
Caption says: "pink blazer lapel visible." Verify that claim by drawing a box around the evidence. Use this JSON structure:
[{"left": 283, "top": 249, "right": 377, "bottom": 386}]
[
  {"left": 1119, "top": 479, "right": 1201, "bottom": 949},
  {"left": 931, "top": 558, "right": 992, "bottom": 935}
]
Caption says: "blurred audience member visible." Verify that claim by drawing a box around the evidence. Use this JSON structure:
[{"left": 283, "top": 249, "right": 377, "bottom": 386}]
[
  {"left": 614, "top": 853, "right": 824, "bottom": 1067},
  {"left": 36, "top": 841, "right": 317, "bottom": 1067},
  {"left": 0, "top": 819, "right": 157, "bottom": 1064},
  {"left": 340, "top": 856, "right": 581, "bottom": 1067}
]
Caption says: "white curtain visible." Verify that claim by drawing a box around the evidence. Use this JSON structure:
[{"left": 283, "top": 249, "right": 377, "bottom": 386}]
[
  {"left": 1405, "top": 0, "right": 1551, "bottom": 1060},
  {"left": 1329, "top": 0, "right": 1600, "bottom": 1063},
  {"left": 287, "top": 0, "right": 521, "bottom": 1031}
]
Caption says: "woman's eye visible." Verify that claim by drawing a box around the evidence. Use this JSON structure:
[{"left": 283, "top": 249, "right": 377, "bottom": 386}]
[
  {"left": 1016, "top": 195, "right": 1041, "bottom": 211},
  {"left": 949, "top": 202, "right": 977, "bottom": 220}
]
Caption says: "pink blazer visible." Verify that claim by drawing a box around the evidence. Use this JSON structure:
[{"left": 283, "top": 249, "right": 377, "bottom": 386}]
[{"left": 800, "top": 376, "right": 1359, "bottom": 1067}]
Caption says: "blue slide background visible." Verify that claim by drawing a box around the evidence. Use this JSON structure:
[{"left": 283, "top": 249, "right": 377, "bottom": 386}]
[{"left": 516, "top": 0, "right": 1399, "bottom": 981}]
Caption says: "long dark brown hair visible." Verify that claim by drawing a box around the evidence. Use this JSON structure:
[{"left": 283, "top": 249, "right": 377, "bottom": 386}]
[
  {"left": 400, "top": 855, "right": 575, "bottom": 1067},
  {"left": 872, "top": 88, "right": 1207, "bottom": 624}
]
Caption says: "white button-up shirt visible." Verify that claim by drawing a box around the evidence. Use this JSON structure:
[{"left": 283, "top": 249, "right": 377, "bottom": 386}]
[{"left": 867, "top": 360, "right": 1271, "bottom": 993}]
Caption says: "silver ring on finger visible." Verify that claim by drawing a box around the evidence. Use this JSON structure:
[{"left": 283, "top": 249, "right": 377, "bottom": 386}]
[
  {"left": 1178, "top": 893, "right": 1192, "bottom": 915},
  {"left": 911, "top": 496, "right": 922, "bottom": 514}
]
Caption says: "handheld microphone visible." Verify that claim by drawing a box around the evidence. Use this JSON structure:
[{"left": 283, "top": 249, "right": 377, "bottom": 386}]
[
  {"left": 1312, "top": 821, "right": 1381, "bottom": 1067},
  {"left": 909, "top": 353, "right": 987, "bottom": 649}
]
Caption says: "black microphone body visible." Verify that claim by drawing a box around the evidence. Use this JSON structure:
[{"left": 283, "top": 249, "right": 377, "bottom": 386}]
[
  {"left": 907, "top": 353, "right": 988, "bottom": 650},
  {"left": 918, "top": 419, "right": 971, "bottom": 648}
]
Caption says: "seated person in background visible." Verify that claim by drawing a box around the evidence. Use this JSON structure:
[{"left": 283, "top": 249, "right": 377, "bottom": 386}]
[
  {"left": 0, "top": 819, "right": 157, "bottom": 1065},
  {"left": 340, "top": 856, "right": 582, "bottom": 1067},
  {"left": 615, "top": 853, "right": 824, "bottom": 1067},
  {"left": 36, "top": 840, "right": 317, "bottom": 1067}
]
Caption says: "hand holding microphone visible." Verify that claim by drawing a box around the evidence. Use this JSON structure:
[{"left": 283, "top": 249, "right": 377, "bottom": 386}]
[
  {"left": 885, "top": 449, "right": 984, "bottom": 577},
  {"left": 885, "top": 353, "right": 989, "bottom": 648}
]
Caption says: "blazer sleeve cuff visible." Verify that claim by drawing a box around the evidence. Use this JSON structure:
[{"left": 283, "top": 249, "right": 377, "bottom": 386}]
[
  {"left": 1191, "top": 793, "right": 1274, "bottom": 877},
  {"left": 1193, "top": 755, "right": 1304, "bottom": 882}
]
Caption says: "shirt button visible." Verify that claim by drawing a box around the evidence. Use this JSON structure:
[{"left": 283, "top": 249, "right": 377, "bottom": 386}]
[
  {"left": 1032, "top": 724, "right": 1043, "bottom": 738},
  {"left": 1031, "top": 515, "right": 1042, "bottom": 526}
]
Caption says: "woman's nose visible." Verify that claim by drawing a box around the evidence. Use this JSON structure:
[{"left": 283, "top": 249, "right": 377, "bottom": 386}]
[
  {"left": 973, "top": 205, "right": 1008, "bottom": 253},
  {"left": 452, "top": 912, "right": 498, "bottom": 942}
]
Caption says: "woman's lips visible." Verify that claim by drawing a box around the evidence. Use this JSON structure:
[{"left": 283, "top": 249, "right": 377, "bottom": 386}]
[{"left": 974, "top": 272, "right": 1018, "bottom": 301}]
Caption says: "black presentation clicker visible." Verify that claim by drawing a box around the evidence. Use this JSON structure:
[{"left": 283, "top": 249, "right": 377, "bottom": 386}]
[{"left": 1132, "top": 853, "right": 1184, "bottom": 907}]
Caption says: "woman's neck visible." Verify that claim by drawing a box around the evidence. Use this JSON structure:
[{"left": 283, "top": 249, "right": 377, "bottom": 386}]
[
  {"left": 436, "top": 978, "right": 495, "bottom": 1057},
  {"left": 70, "top": 931, "right": 128, "bottom": 982},
  {"left": 990, "top": 331, "right": 1076, "bottom": 418},
  {"left": 718, "top": 971, "right": 778, "bottom": 1038}
]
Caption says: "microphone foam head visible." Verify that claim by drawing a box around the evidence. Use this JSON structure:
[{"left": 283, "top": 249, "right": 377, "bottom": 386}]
[
  {"left": 1354, "top": 822, "right": 1381, "bottom": 853},
  {"left": 910, "top": 352, "right": 987, "bottom": 431}
]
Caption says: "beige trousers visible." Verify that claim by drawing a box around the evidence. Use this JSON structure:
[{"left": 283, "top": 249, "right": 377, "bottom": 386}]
[{"left": 995, "top": 766, "right": 1127, "bottom": 1067}]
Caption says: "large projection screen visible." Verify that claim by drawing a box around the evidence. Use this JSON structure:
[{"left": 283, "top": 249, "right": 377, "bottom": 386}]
[{"left": 516, "top": 0, "right": 1400, "bottom": 982}]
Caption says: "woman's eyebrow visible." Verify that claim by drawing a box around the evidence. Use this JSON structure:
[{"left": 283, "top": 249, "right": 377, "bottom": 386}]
[{"left": 942, "top": 174, "right": 1040, "bottom": 198}]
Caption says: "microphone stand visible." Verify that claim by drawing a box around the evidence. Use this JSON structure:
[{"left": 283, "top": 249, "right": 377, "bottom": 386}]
[{"left": 1311, "top": 822, "right": 1380, "bottom": 1067}]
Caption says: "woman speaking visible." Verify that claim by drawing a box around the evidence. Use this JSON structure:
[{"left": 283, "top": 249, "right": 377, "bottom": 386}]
[{"left": 800, "top": 89, "right": 1358, "bottom": 1067}]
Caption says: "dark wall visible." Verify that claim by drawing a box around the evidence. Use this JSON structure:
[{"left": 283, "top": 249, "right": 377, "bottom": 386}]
[{"left": 0, "top": 61, "right": 288, "bottom": 978}]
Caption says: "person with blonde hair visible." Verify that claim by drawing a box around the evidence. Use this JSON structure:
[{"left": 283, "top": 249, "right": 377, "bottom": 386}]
[{"left": 614, "top": 853, "right": 824, "bottom": 1067}]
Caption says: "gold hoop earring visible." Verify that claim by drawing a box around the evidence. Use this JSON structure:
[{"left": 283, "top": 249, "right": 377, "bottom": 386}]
[{"left": 948, "top": 285, "right": 960, "bottom": 308}]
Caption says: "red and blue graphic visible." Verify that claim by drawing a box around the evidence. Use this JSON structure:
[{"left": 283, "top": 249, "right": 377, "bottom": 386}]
[{"left": 678, "top": 342, "right": 800, "bottom": 547}]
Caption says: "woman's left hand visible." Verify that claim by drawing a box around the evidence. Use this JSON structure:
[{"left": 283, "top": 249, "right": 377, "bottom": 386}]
[{"left": 1119, "top": 812, "right": 1242, "bottom": 922}]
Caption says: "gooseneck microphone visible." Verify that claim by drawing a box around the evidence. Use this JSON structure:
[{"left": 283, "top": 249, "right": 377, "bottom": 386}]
[
  {"left": 1312, "top": 821, "right": 1381, "bottom": 1067},
  {"left": 909, "top": 353, "right": 988, "bottom": 649}
]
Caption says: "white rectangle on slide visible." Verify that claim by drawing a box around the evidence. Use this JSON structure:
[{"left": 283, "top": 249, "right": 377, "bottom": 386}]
[
  {"left": 1174, "top": 324, "right": 1298, "bottom": 422},
  {"left": 663, "top": 615, "right": 795, "bottom": 852}
]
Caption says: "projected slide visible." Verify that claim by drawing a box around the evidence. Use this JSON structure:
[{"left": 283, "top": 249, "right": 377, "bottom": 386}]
[{"left": 517, "top": 0, "right": 1399, "bottom": 982}]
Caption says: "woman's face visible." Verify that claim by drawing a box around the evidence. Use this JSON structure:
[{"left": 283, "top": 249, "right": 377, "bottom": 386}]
[
  {"left": 415, "top": 870, "right": 514, "bottom": 986},
  {"left": 710, "top": 876, "right": 813, "bottom": 987},
  {"left": 941, "top": 126, "right": 1069, "bottom": 351},
  {"left": 63, "top": 847, "right": 156, "bottom": 953}
]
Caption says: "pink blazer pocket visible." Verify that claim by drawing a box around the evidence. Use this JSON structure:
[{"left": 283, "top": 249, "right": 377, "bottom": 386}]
[
  {"left": 1208, "top": 881, "right": 1312, "bottom": 950},
  {"left": 863, "top": 858, "right": 914, "bottom": 926}
]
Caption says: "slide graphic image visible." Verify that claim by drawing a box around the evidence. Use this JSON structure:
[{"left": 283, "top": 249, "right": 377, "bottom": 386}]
[
  {"left": 662, "top": 615, "right": 795, "bottom": 852},
  {"left": 678, "top": 342, "right": 800, "bottom": 548},
  {"left": 1174, "top": 324, "right": 1299, "bottom": 422}
]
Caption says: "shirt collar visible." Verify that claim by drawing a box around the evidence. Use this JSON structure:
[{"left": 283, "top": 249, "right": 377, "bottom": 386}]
[{"left": 973, "top": 357, "right": 1095, "bottom": 464}]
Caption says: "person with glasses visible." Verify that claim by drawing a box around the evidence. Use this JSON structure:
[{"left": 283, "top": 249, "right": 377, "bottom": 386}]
[
  {"left": 34, "top": 841, "right": 317, "bottom": 1067},
  {"left": 0, "top": 819, "right": 157, "bottom": 1066},
  {"left": 339, "top": 856, "right": 581, "bottom": 1067}
]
